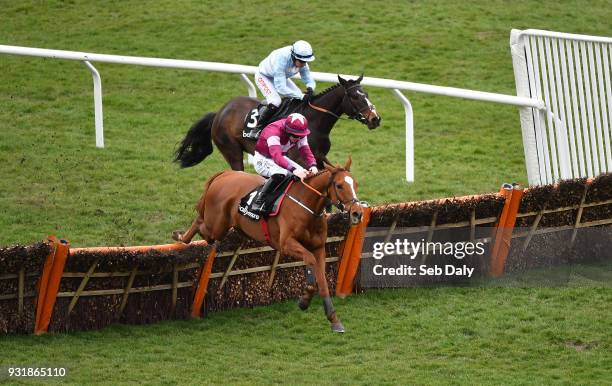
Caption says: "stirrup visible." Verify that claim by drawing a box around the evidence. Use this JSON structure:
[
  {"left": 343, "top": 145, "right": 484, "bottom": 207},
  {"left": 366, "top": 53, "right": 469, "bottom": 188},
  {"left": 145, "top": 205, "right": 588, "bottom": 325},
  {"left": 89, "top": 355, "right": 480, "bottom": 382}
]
[
  {"left": 251, "top": 201, "right": 265, "bottom": 212},
  {"left": 250, "top": 189, "right": 267, "bottom": 211}
]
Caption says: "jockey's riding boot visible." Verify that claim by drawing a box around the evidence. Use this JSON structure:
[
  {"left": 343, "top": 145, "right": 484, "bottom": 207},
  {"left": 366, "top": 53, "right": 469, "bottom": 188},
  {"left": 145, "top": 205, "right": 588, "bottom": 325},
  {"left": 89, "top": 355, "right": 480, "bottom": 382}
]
[
  {"left": 251, "top": 178, "right": 274, "bottom": 212},
  {"left": 251, "top": 174, "right": 283, "bottom": 212},
  {"left": 255, "top": 104, "right": 278, "bottom": 131}
]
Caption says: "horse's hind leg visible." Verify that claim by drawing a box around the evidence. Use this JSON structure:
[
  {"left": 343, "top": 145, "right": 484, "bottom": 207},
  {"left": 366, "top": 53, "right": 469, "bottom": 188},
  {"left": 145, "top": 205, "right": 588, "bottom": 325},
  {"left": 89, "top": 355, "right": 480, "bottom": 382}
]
[
  {"left": 215, "top": 131, "right": 245, "bottom": 171},
  {"left": 173, "top": 213, "right": 224, "bottom": 244},
  {"left": 173, "top": 216, "right": 204, "bottom": 243},
  {"left": 220, "top": 143, "right": 245, "bottom": 171}
]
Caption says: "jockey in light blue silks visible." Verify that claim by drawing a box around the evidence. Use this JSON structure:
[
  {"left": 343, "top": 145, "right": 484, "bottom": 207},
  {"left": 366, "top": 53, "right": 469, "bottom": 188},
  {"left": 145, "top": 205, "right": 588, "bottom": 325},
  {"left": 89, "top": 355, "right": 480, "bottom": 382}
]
[{"left": 254, "top": 40, "right": 317, "bottom": 130}]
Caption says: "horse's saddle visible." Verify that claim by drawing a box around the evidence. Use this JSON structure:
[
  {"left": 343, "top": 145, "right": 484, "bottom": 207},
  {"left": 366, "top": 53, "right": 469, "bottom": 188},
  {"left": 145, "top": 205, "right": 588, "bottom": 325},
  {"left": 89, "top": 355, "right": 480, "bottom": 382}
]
[
  {"left": 238, "top": 174, "right": 296, "bottom": 221},
  {"left": 242, "top": 98, "right": 306, "bottom": 141}
]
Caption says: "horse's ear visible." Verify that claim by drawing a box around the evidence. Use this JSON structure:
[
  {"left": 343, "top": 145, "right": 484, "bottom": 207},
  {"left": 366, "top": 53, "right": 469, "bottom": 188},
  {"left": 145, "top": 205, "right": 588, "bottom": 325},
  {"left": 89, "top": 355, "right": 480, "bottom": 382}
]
[
  {"left": 344, "top": 155, "right": 352, "bottom": 171},
  {"left": 357, "top": 73, "right": 363, "bottom": 83},
  {"left": 324, "top": 161, "right": 337, "bottom": 172},
  {"left": 338, "top": 75, "right": 346, "bottom": 85}
]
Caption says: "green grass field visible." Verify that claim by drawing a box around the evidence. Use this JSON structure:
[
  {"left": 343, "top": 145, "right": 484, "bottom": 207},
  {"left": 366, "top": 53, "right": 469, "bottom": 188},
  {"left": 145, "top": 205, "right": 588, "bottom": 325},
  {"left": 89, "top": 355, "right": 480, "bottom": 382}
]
[
  {"left": 1, "top": 285, "right": 611, "bottom": 385},
  {"left": 2, "top": 0, "right": 611, "bottom": 248},
  {"left": 1, "top": 1, "right": 611, "bottom": 384}
]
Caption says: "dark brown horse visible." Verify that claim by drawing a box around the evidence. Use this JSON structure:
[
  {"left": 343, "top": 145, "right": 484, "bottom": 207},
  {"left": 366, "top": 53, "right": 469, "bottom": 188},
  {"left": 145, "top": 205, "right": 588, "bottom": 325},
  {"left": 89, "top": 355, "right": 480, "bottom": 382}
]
[
  {"left": 174, "top": 75, "right": 380, "bottom": 170},
  {"left": 172, "top": 158, "right": 363, "bottom": 332}
]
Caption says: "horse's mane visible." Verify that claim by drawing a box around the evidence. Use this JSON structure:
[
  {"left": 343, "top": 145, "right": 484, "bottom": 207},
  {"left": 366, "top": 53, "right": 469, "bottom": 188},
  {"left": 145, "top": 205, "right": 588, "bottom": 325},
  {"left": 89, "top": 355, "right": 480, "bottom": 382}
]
[
  {"left": 314, "top": 83, "right": 341, "bottom": 98},
  {"left": 305, "top": 169, "right": 329, "bottom": 179},
  {"left": 304, "top": 166, "right": 347, "bottom": 180},
  {"left": 313, "top": 79, "right": 361, "bottom": 99}
]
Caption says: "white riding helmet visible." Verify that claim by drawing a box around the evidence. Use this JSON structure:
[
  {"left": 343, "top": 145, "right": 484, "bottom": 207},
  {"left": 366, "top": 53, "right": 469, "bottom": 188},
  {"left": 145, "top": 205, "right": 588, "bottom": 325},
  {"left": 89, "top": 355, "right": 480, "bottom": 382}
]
[{"left": 291, "top": 40, "right": 315, "bottom": 62}]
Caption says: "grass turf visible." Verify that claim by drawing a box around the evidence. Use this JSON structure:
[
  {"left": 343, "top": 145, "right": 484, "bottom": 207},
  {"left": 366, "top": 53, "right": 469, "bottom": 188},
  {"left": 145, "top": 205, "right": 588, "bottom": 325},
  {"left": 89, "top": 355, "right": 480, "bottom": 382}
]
[
  {"left": 2, "top": 0, "right": 611, "bottom": 247},
  {"left": 1, "top": 284, "right": 610, "bottom": 385},
  {"left": 1, "top": 1, "right": 611, "bottom": 384}
]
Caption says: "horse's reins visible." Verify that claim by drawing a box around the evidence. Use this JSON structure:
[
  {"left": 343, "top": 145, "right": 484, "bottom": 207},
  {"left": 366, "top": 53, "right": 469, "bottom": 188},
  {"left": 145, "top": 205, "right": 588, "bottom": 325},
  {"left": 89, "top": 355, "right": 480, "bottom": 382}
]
[
  {"left": 286, "top": 176, "right": 328, "bottom": 217},
  {"left": 286, "top": 170, "right": 359, "bottom": 217},
  {"left": 307, "top": 84, "right": 374, "bottom": 124}
]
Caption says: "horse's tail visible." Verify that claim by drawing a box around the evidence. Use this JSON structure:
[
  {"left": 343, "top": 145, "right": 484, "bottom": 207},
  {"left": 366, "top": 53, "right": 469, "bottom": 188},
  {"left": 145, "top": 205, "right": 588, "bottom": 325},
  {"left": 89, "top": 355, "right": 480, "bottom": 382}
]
[
  {"left": 196, "top": 171, "right": 227, "bottom": 214},
  {"left": 174, "top": 112, "right": 216, "bottom": 168}
]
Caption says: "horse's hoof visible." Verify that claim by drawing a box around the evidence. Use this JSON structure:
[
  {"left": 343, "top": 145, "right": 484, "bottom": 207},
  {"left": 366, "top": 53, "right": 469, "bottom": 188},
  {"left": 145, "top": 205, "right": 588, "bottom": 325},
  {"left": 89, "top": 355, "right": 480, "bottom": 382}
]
[
  {"left": 298, "top": 298, "right": 310, "bottom": 311},
  {"left": 172, "top": 230, "right": 184, "bottom": 243},
  {"left": 331, "top": 320, "right": 345, "bottom": 333}
]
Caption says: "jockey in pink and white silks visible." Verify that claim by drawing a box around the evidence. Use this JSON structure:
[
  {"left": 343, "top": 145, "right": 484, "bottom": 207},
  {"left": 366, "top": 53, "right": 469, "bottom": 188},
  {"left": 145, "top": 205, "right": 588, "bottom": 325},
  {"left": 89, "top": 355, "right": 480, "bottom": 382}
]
[
  {"left": 254, "top": 41, "right": 316, "bottom": 130},
  {"left": 254, "top": 113, "right": 318, "bottom": 178},
  {"left": 251, "top": 113, "right": 318, "bottom": 211}
]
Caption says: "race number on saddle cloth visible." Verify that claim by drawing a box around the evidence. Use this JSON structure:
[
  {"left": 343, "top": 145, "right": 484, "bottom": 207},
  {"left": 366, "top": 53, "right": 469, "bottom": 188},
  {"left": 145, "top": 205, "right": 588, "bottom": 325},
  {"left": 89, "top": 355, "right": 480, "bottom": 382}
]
[
  {"left": 239, "top": 113, "right": 319, "bottom": 219},
  {"left": 242, "top": 98, "right": 303, "bottom": 140}
]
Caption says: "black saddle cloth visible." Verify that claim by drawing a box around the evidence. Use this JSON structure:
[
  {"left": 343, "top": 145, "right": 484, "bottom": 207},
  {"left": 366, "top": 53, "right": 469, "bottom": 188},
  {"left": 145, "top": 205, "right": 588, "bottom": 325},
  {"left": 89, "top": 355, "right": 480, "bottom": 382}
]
[
  {"left": 238, "top": 174, "right": 296, "bottom": 221},
  {"left": 242, "top": 98, "right": 307, "bottom": 141}
]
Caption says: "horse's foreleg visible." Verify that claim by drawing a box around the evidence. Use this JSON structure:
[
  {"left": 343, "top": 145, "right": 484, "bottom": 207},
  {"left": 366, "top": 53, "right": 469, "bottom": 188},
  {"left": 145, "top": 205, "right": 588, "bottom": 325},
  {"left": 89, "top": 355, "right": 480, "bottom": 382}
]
[
  {"left": 281, "top": 239, "right": 344, "bottom": 333},
  {"left": 298, "top": 266, "right": 317, "bottom": 311},
  {"left": 314, "top": 246, "right": 345, "bottom": 333},
  {"left": 280, "top": 238, "right": 319, "bottom": 310}
]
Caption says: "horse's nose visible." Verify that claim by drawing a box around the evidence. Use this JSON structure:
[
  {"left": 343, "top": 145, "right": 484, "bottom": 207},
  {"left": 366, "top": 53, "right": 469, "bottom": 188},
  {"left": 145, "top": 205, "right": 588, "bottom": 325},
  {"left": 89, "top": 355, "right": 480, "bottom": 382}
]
[
  {"left": 368, "top": 114, "right": 381, "bottom": 129},
  {"left": 350, "top": 210, "right": 363, "bottom": 224}
]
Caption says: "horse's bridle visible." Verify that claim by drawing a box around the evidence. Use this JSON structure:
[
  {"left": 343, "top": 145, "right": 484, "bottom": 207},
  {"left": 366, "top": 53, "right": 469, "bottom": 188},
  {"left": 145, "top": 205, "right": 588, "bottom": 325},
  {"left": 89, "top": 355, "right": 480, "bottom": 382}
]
[
  {"left": 342, "top": 84, "right": 376, "bottom": 124},
  {"left": 289, "top": 169, "right": 360, "bottom": 217},
  {"left": 329, "top": 178, "right": 360, "bottom": 212},
  {"left": 308, "top": 84, "right": 375, "bottom": 125}
]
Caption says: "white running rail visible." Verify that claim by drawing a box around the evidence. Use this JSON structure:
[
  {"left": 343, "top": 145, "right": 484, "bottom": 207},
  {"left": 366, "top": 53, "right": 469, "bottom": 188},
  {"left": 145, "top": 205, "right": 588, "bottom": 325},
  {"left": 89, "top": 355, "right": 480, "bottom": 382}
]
[{"left": 0, "top": 43, "right": 544, "bottom": 183}]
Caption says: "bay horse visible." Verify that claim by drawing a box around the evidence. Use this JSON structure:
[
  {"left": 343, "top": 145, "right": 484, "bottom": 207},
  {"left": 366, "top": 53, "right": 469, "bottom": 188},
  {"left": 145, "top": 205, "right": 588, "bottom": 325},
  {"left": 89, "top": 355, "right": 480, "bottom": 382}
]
[
  {"left": 174, "top": 75, "right": 380, "bottom": 170},
  {"left": 172, "top": 157, "right": 363, "bottom": 333}
]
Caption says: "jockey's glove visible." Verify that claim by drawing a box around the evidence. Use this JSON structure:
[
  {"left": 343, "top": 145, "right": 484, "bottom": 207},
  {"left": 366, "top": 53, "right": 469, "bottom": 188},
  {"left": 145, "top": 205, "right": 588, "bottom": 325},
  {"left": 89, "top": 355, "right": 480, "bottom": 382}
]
[
  {"left": 309, "top": 166, "right": 318, "bottom": 174},
  {"left": 303, "top": 87, "right": 314, "bottom": 102},
  {"left": 294, "top": 169, "right": 308, "bottom": 180}
]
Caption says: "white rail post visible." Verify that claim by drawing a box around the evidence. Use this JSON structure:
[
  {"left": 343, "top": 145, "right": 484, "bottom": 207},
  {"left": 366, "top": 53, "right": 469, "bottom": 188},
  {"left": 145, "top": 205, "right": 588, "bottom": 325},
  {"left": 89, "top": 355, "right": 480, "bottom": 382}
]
[
  {"left": 510, "top": 30, "right": 543, "bottom": 185},
  {"left": 82, "top": 61, "right": 104, "bottom": 148},
  {"left": 391, "top": 89, "right": 414, "bottom": 182},
  {"left": 240, "top": 73, "right": 257, "bottom": 98}
]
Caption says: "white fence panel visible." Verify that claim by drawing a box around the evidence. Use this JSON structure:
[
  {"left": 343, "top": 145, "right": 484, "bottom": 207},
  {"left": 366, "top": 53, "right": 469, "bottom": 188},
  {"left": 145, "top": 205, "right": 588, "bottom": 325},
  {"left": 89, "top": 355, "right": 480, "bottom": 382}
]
[{"left": 511, "top": 29, "right": 612, "bottom": 185}]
